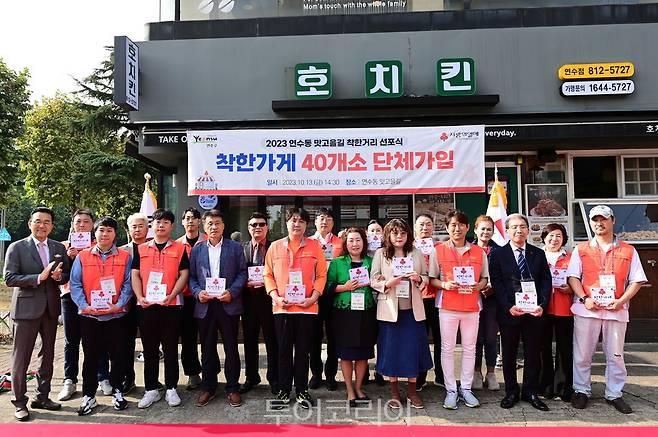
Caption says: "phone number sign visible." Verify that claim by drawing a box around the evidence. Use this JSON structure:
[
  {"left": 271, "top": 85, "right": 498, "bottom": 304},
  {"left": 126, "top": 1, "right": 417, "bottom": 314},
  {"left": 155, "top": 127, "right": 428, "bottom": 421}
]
[{"left": 558, "top": 62, "right": 634, "bottom": 80}]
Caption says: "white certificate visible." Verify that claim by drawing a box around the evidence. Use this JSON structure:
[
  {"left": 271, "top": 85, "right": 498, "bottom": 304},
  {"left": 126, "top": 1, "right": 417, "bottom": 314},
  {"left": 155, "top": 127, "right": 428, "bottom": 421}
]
[
  {"left": 521, "top": 280, "right": 537, "bottom": 293},
  {"left": 285, "top": 284, "right": 306, "bottom": 304},
  {"left": 551, "top": 268, "right": 567, "bottom": 288},
  {"left": 392, "top": 256, "right": 413, "bottom": 277},
  {"left": 590, "top": 287, "right": 615, "bottom": 306},
  {"left": 90, "top": 290, "right": 112, "bottom": 310},
  {"left": 350, "top": 292, "right": 365, "bottom": 311},
  {"left": 515, "top": 291, "right": 538, "bottom": 312},
  {"left": 322, "top": 244, "right": 334, "bottom": 261},
  {"left": 414, "top": 238, "right": 434, "bottom": 255},
  {"left": 452, "top": 266, "right": 475, "bottom": 286},
  {"left": 395, "top": 281, "right": 410, "bottom": 298},
  {"left": 289, "top": 271, "right": 303, "bottom": 285},
  {"left": 146, "top": 283, "right": 167, "bottom": 302},
  {"left": 100, "top": 276, "right": 117, "bottom": 296},
  {"left": 349, "top": 267, "right": 370, "bottom": 287},
  {"left": 148, "top": 271, "right": 163, "bottom": 285},
  {"left": 206, "top": 277, "right": 226, "bottom": 297},
  {"left": 248, "top": 266, "right": 264, "bottom": 283},
  {"left": 367, "top": 235, "right": 381, "bottom": 252},
  {"left": 70, "top": 232, "right": 92, "bottom": 250},
  {"left": 599, "top": 274, "right": 617, "bottom": 291}
]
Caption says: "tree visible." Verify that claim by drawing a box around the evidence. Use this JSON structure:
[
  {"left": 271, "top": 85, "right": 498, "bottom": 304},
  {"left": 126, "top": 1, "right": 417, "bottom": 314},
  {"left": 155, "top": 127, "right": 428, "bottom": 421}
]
[{"left": 0, "top": 58, "right": 30, "bottom": 207}]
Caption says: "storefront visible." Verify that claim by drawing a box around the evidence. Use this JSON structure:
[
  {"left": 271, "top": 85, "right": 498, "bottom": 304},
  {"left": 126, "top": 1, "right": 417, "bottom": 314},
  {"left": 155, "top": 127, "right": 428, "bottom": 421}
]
[{"left": 121, "top": 2, "right": 658, "bottom": 339}]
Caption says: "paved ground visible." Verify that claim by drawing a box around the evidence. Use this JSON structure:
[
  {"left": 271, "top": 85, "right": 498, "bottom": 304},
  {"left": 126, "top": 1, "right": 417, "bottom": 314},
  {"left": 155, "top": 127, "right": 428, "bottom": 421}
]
[{"left": 0, "top": 325, "right": 656, "bottom": 425}]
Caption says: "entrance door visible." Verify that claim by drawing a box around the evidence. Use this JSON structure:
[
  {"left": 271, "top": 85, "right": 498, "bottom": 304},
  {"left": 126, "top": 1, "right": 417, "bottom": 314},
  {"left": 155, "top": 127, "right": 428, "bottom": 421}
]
[{"left": 627, "top": 248, "right": 658, "bottom": 342}]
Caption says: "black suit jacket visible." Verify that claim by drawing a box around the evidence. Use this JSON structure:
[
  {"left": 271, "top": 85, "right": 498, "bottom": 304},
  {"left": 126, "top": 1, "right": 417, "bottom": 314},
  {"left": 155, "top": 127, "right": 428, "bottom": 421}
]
[
  {"left": 243, "top": 239, "right": 271, "bottom": 269},
  {"left": 489, "top": 242, "right": 552, "bottom": 326}
]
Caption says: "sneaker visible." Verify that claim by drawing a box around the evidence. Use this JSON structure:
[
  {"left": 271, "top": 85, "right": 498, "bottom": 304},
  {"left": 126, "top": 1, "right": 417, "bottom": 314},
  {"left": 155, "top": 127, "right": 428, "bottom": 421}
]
[
  {"left": 295, "top": 390, "right": 315, "bottom": 409},
  {"left": 186, "top": 374, "right": 201, "bottom": 391},
  {"left": 270, "top": 390, "right": 290, "bottom": 410},
  {"left": 138, "top": 389, "right": 162, "bottom": 409},
  {"left": 99, "top": 379, "right": 113, "bottom": 396},
  {"left": 472, "top": 374, "right": 484, "bottom": 390},
  {"left": 443, "top": 390, "right": 458, "bottom": 410},
  {"left": 485, "top": 373, "right": 500, "bottom": 391},
  {"left": 122, "top": 380, "right": 136, "bottom": 395},
  {"left": 416, "top": 381, "right": 428, "bottom": 392},
  {"left": 112, "top": 390, "right": 128, "bottom": 411},
  {"left": 58, "top": 379, "right": 76, "bottom": 401},
  {"left": 460, "top": 388, "right": 480, "bottom": 408},
  {"left": 165, "top": 388, "right": 182, "bottom": 407},
  {"left": 77, "top": 395, "right": 98, "bottom": 416}
]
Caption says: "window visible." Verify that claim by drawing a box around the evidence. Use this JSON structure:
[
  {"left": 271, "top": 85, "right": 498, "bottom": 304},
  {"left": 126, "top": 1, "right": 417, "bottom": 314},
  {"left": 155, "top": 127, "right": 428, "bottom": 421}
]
[
  {"left": 573, "top": 156, "right": 618, "bottom": 198},
  {"left": 624, "top": 156, "right": 658, "bottom": 196}
]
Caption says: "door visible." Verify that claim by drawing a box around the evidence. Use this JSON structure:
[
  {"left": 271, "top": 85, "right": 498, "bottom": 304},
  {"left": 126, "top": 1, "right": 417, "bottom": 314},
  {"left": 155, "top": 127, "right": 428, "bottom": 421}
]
[{"left": 627, "top": 247, "right": 658, "bottom": 342}]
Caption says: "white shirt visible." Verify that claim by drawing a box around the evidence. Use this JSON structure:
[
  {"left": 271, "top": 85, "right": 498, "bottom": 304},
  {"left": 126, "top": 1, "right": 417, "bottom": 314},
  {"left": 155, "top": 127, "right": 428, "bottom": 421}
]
[
  {"left": 207, "top": 238, "right": 223, "bottom": 278},
  {"left": 566, "top": 239, "right": 647, "bottom": 322},
  {"left": 510, "top": 242, "right": 528, "bottom": 264},
  {"left": 31, "top": 235, "right": 50, "bottom": 262}
]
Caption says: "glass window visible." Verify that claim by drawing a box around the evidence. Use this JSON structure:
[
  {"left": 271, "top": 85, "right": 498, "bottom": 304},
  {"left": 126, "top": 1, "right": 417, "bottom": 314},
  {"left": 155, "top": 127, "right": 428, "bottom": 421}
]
[
  {"left": 573, "top": 156, "right": 618, "bottom": 198},
  {"left": 624, "top": 156, "right": 658, "bottom": 197},
  {"left": 340, "top": 196, "right": 371, "bottom": 232},
  {"left": 377, "top": 195, "right": 410, "bottom": 223},
  {"left": 302, "top": 197, "right": 333, "bottom": 236},
  {"left": 582, "top": 202, "right": 658, "bottom": 243},
  {"left": 266, "top": 196, "right": 296, "bottom": 241},
  {"left": 414, "top": 194, "right": 455, "bottom": 237},
  {"left": 226, "top": 196, "right": 259, "bottom": 243}
]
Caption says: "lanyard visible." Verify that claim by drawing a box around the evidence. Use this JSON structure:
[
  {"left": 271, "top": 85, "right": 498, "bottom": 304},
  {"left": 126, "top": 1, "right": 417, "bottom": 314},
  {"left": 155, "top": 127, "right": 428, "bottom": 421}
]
[
  {"left": 593, "top": 241, "right": 615, "bottom": 275},
  {"left": 95, "top": 250, "right": 115, "bottom": 277},
  {"left": 150, "top": 241, "right": 169, "bottom": 271}
]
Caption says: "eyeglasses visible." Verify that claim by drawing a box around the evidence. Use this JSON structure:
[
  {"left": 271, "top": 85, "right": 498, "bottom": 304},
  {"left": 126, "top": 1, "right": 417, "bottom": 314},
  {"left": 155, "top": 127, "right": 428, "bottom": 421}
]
[{"left": 249, "top": 222, "right": 267, "bottom": 228}]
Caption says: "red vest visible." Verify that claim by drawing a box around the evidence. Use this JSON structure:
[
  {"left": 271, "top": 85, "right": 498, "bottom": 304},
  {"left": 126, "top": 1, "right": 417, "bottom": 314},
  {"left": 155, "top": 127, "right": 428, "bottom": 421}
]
[
  {"left": 435, "top": 242, "right": 484, "bottom": 312},
  {"left": 137, "top": 240, "right": 186, "bottom": 306},
  {"left": 79, "top": 247, "right": 130, "bottom": 306},
  {"left": 176, "top": 234, "right": 207, "bottom": 297},
  {"left": 547, "top": 252, "right": 573, "bottom": 317},
  {"left": 578, "top": 240, "right": 634, "bottom": 300}
]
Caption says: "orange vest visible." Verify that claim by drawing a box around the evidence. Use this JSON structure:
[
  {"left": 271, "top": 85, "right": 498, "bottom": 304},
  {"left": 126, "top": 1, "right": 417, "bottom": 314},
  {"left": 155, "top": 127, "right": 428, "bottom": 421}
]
[
  {"left": 137, "top": 240, "right": 186, "bottom": 306},
  {"left": 547, "top": 252, "right": 573, "bottom": 317},
  {"left": 79, "top": 247, "right": 130, "bottom": 306},
  {"left": 578, "top": 240, "right": 634, "bottom": 300},
  {"left": 176, "top": 234, "right": 207, "bottom": 297},
  {"left": 310, "top": 233, "right": 343, "bottom": 260},
  {"left": 435, "top": 242, "right": 484, "bottom": 312},
  {"left": 422, "top": 252, "right": 437, "bottom": 299}
]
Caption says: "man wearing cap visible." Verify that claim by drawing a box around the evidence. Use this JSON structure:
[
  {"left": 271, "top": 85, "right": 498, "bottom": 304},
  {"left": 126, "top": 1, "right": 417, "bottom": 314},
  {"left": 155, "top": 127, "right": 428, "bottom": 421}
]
[{"left": 567, "top": 205, "right": 647, "bottom": 414}]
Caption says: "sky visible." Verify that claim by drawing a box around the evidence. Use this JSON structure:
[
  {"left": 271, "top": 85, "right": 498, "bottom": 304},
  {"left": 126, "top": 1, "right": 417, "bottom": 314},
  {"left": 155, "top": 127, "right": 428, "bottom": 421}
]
[{"left": 0, "top": 0, "right": 160, "bottom": 102}]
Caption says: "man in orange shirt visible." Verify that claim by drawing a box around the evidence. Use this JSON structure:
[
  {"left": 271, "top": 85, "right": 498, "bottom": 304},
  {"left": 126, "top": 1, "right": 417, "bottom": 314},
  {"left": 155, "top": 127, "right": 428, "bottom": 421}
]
[{"left": 264, "top": 208, "right": 327, "bottom": 410}]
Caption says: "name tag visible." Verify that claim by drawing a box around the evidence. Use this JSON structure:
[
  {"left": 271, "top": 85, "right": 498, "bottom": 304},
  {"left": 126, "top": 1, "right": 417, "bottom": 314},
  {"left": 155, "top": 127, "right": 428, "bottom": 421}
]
[
  {"left": 70, "top": 232, "right": 92, "bottom": 250},
  {"left": 521, "top": 280, "right": 537, "bottom": 293},
  {"left": 590, "top": 287, "right": 615, "bottom": 306},
  {"left": 392, "top": 256, "right": 413, "bottom": 277},
  {"left": 453, "top": 266, "right": 475, "bottom": 286},
  {"left": 367, "top": 235, "right": 381, "bottom": 252},
  {"left": 322, "top": 244, "right": 334, "bottom": 261},
  {"left": 90, "top": 290, "right": 112, "bottom": 310},
  {"left": 551, "top": 268, "right": 567, "bottom": 288},
  {"left": 248, "top": 266, "right": 264, "bottom": 283},
  {"left": 395, "top": 281, "right": 410, "bottom": 298},
  {"left": 146, "top": 283, "right": 167, "bottom": 302},
  {"left": 599, "top": 274, "right": 616, "bottom": 291},
  {"left": 414, "top": 238, "right": 434, "bottom": 255},
  {"left": 515, "top": 291, "right": 538, "bottom": 312},
  {"left": 349, "top": 267, "right": 370, "bottom": 287},
  {"left": 148, "top": 271, "right": 163, "bottom": 285},
  {"left": 289, "top": 270, "right": 303, "bottom": 285},
  {"left": 285, "top": 284, "right": 306, "bottom": 304},
  {"left": 100, "top": 276, "right": 117, "bottom": 296},
  {"left": 350, "top": 292, "right": 365, "bottom": 311},
  {"left": 205, "top": 277, "right": 226, "bottom": 297}
]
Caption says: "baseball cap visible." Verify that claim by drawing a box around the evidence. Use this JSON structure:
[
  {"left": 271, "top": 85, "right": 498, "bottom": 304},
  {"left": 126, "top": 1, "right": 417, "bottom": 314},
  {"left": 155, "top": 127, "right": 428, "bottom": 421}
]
[{"left": 588, "top": 205, "right": 614, "bottom": 220}]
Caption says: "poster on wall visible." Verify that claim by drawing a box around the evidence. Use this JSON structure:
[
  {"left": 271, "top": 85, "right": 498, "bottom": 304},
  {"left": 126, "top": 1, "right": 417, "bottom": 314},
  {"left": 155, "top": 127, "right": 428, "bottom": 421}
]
[
  {"left": 187, "top": 126, "right": 485, "bottom": 196},
  {"left": 525, "top": 183, "right": 568, "bottom": 246},
  {"left": 414, "top": 194, "right": 455, "bottom": 237}
]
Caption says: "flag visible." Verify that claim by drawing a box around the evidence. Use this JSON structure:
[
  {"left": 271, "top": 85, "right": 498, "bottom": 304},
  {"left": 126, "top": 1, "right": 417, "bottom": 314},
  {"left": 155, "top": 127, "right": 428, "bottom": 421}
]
[
  {"left": 486, "top": 165, "right": 509, "bottom": 246},
  {"left": 140, "top": 173, "right": 157, "bottom": 239}
]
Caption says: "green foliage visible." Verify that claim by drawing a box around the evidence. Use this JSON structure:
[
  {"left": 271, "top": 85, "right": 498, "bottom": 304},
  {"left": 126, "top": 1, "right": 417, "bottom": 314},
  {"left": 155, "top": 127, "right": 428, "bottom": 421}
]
[{"left": 0, "top": 58, "right": 30, "bottom": 207}]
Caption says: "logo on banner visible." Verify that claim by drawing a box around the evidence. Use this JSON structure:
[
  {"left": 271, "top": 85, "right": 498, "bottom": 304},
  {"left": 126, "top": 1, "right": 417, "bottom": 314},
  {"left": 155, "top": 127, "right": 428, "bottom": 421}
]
[
  {"left": 192, "top": 134, "right": 219, "bottom": 146},
  {"left": 440, "top": 132, "right": 448, "bottom": 141},
  {"left": 195, "top": 171, "right": 218, "bottom": 191}
]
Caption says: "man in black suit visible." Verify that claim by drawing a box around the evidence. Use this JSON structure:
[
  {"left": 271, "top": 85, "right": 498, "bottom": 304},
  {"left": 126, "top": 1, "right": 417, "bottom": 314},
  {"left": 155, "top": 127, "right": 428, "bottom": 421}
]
[
  {"left": 239, "top": 212, "right": 278, "bottom": 394},
  {"left": 3, "top": 206, "right": 69, "bottom": 421},
  {"left": 489, "top": 213, "right": 552, "bottom": 411}
]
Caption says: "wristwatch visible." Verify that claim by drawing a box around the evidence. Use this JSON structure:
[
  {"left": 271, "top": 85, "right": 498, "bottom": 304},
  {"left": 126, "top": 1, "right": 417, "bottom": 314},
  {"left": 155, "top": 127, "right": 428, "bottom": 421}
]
[{"left": 578, "top": 296, "right": 588, "bottom": 304}]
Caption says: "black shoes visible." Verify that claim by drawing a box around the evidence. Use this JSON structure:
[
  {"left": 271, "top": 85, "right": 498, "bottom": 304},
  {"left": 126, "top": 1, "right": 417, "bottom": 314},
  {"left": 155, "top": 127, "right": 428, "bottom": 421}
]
[
  {"left": 522, "top": 394, "right": 550, "bottom": 411},
  {"left": 326, "top": 378, "right": 338, "bottom": 392},
  {"left": 374, "top": 373, "right": 386, "bottom": 386},
  {"left": 308, "top": 376, "right": 322, "bottom": 390},
  {"left": 571, "top": 392, "right": 588, "bottom": 409},
  {"left": 607, "top": 397, "right": 633, "bottom": 414},
  {"left": 500, "top": 393, "right": 519, "bottom": 409},
  {"left": 239, "top": 380, "right": 259, "bottom": 394},
  {"left": 296, "top": 390, "right": 316, "bottom": 409},
  {"left": 30, "top": 398, "right": 61, "bottom": 411}
]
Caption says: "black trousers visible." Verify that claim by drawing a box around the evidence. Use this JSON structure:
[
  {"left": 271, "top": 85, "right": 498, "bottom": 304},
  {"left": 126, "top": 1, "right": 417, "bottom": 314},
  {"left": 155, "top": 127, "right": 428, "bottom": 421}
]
[
  {"left": 274, "top": 313, "right": 315, "bottom": 393},
  {"left": 418, "top": 297, "right": 443, "bottom": 385},
  {"left": 80, "top": 316, "right": 127, "bottom": 397},
  {"left": 241, "top": 288, "right": 278, "bottom": 388},
  {"left": 539, "top": 314, "right": 574, "bottom": 398},
  {"left": 122, "top": 298, "right": 138, "bottom": 385},
  {"left": 138, "top": 305, "right": 181, "bottom": 391},
  {"left": 310, "top": 295, "right": 337, "bottom": 381},
  {"left": 500, "top": 315, "right": 544, "bottom": 397},
  {"left": 198, "top": 301, "right": 241, "bottom": 394},
  {"left": 180, "top": 295, "right": 202, "bottom": 376}
]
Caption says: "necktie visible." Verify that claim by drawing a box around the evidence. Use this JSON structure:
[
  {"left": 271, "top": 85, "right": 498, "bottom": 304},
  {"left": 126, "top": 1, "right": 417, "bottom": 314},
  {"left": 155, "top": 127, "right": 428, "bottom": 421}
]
[
  {"left": 253, "top": 243, "right": 262, "bottom": 265},
  {"left": 516, "top": 248, "right": 531, "bottom": 279},
  {"left": 37, "top": 242, "right": 49, "bottom": 268}
]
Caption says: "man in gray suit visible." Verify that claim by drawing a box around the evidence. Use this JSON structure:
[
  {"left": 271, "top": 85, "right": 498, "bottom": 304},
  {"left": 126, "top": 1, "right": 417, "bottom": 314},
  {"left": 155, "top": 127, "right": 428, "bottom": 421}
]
[{"left": 3, "top": 206, "right": 69, "bottom": 421}]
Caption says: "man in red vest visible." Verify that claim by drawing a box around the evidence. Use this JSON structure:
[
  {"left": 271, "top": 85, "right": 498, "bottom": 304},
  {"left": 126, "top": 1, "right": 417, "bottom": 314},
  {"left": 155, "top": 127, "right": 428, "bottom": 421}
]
[{"left": 567, "top": 205, "right": 646, "bottom": 414}]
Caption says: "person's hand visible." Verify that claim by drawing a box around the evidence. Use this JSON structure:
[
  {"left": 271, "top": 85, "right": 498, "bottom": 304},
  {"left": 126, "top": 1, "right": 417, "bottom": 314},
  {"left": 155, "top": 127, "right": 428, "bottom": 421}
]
[
  {"left": 50, "top": 262, "right": 64, "bottom": 281},
  {"left": 344, "top": 279, "right": 360, "bottom": 291},
  {"left": 272, "top": 294, "right": 290, "bottom": 308},
  {"left": 481, "top": 284, "right": 494, "bottom": 297},
  {"left": 219, "top": 292, "right": 232, "bottom": 303},
  {"left": 80, "top": 307, "right": 96, "bottom": 315},
  {"left": 606, "top": 299, "right": 624, "bottom": 311},
  {"left": 386, "top": 276, "right": 403, "bottom": 289},
  {"left": 137, "top": 295, "right": 151, "bottom": 308},
  {"left": 66, "top": 246, "right": 80, "bottom": 259},
  {"left": 159, "top": 294, "right": 175, "bottom": 306},
  {"left": 38, "top": 261, "right": 56, "bottom": 282},
  {"left": 247, "top": 280, "right": 264, "bottom": 288},
  {"left": 442, "top": 280, "right": 460, "bottom": 291},
  {"left": 584, "top": 297, "right": 601, "bottom": 311},
  {"left": 198, "top": 290, "right": 211, "bottom": 303},
  {"left": 299, "top": 295, "right": 318, "bottom": 308},
  {"left": 557, "top": 284, "right": 572, "bottom": 294},
  {"left": 403, "top": 272, "right": 421, "bottom": 286},
  {"left": 530, "top": 306, "right": 543, "bottom": 317},
  {"left": 509, "top": 306, "right": 525, "bottom": 316}
]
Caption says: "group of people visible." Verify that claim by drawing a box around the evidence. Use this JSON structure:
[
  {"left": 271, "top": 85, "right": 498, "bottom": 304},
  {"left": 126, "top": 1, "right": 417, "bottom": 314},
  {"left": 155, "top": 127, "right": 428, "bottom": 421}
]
[{"left": 3, "top": 203, "right": 646, "bottom": 422}]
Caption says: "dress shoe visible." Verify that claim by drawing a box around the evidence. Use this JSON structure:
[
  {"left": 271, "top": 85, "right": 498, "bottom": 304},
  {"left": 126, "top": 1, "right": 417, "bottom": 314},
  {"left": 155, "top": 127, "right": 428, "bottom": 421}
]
[
  {"left": 571, "top": 392, "right": 588, "bottom": 409},
  {"left": 239, "top": 380, "right": 258, "bottom": 394},
  {"left": 308, "top": 375, "right": 322, "bottom": 390},
  {"left": 196, "top": 391, "right": 216, "bottom": 407},
  {"left": 227, "top": 392, "right": 242, "bottom": 407},
  {"left": 606, "top": 397, "right": 632, "bottom": 414},
  {"left": 500, "top": 393, "right": 519, "bottom": 409},
  {"left": 14, "top": 407, "right": 30, "bottom": 422},
  {"left": 348, "top": 399, "right": 358, "bottom": 408},
  {"left": 326, "top": 378, "right": 338, "bottom": 391},
  {"left": 374, "top": 373, "right": 386, "bottom": 386},
  {"left": 186, "top": 374, "right": 202, "bottom": 391},
  {"left": 522, "top": 394, "right": 550, "bottom": 411},
  {"left": 30, "top": 398, "right": 62, "bottom": 411}
]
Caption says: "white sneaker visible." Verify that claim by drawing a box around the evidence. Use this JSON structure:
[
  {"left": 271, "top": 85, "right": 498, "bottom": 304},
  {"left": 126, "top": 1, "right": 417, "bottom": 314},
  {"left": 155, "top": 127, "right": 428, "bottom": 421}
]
[
  {"left": 113, "top": 389, "right": 128, "bottom": 411},
  {"left": 58, "top": 378, "right": 76, "bottom": 401},
  {"left": 443, "top": 390, "right": 458, "bottom": 410},
  {"left": 138, "top": 389, "right": 162, "bottom": 409},
  {"left": 485, "top": 373, "right": 500, "bottom": 391},
  {"left": 77, "top": 395, "right": 98, "bottom": 416},
  {"left": 460, "top": 388, "right": 481, "bottom": 408},
  {"left": 165, "top": 388, "right": 181, "bottom": 407},
  {"left": 99, "top": 379, "right": 113, "bottom": 396},
  {"left": 472, "top": 374, "right": 484, "bottom": 390}
]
